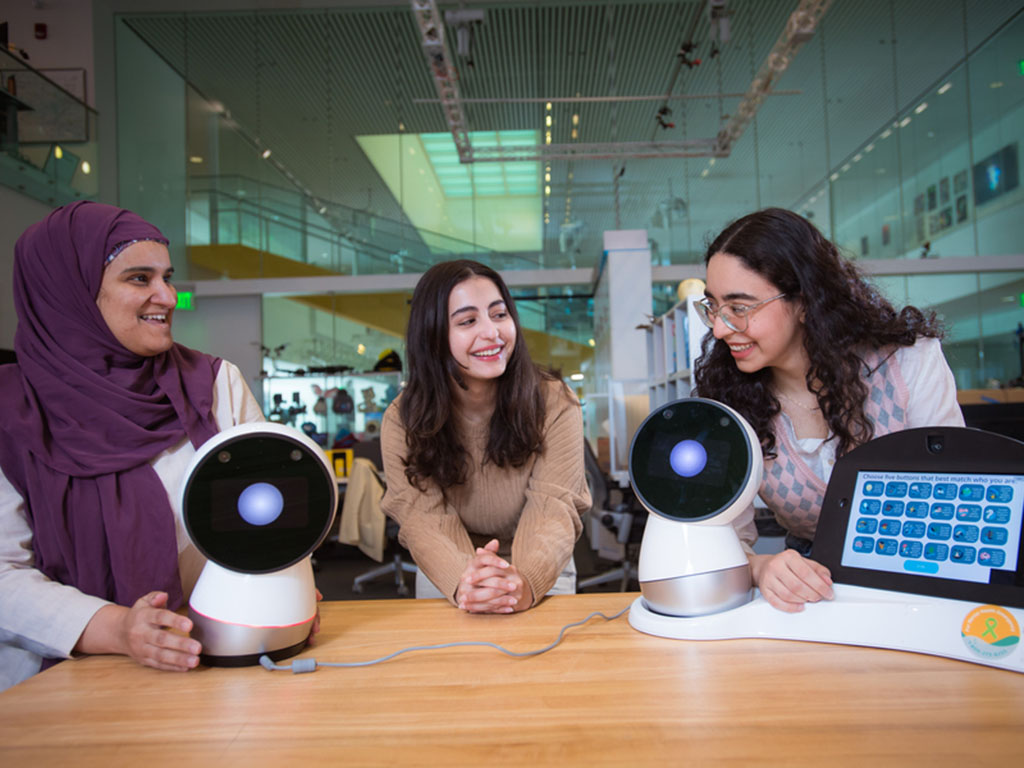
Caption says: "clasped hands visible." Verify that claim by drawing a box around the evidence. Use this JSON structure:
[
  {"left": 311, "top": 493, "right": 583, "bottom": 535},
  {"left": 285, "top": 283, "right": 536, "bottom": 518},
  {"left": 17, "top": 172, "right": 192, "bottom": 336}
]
[{"left": 455, "top": 539, "right": 533, "bottom": 614}]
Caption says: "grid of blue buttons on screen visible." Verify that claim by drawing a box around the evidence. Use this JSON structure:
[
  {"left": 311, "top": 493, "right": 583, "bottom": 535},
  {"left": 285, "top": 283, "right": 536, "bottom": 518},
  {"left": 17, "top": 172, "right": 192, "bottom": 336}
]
[{"left": 849, "top": 480, "right": 1012, "bottom": 573}]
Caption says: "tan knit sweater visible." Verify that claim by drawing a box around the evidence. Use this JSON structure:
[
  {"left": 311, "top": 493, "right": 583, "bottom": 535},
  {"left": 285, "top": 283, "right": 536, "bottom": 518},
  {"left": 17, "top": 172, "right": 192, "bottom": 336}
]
[{"left": 380, "top": 378, "right": 590, "bottom": 605}]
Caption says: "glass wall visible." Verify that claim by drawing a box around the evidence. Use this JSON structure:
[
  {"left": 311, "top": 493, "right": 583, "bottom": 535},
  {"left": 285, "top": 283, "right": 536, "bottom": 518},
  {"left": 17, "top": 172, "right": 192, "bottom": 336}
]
[{"left": 112, "top": 2, "right": 1024, "bottom": 388}]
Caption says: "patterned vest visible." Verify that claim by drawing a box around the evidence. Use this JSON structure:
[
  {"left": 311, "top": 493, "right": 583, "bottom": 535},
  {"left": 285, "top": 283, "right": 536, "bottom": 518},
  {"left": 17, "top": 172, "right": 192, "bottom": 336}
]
[{"left": 759, "top": 349, "right": 910, "bottom": 540}]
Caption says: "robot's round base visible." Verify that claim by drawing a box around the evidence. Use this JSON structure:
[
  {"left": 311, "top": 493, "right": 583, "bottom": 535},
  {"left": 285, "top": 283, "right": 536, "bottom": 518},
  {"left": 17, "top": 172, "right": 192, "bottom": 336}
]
[
  {"left": 639, "top": 563, "right": 753, "bottom": 617},
  {"left": 199, "top": 637, "right": 309, "bottom": 668},
  {"left": 189, "top": 606, "right": 314, "bottom": 668}
]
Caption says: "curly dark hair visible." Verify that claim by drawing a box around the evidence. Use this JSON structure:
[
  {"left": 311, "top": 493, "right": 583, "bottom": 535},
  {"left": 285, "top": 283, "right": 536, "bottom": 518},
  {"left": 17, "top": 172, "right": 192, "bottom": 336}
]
[
  {"left": 399, "top": 259, "right": 555, "bottom": 491},
  {"left": 692, "top": 208, "right": 943, "bottom": 459}
]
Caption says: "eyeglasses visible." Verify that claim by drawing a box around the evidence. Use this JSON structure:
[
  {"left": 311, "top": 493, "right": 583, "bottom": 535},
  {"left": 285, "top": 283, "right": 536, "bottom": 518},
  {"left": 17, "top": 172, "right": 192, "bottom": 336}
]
[{"left": 696, "top": 293, "right": 787, "bottom": 333}]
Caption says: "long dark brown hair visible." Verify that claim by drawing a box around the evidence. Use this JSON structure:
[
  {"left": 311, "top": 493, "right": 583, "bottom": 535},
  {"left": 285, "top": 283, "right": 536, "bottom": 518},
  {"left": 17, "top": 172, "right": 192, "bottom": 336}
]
[
  {"left": 399, "top": 259, "right": 554, "bottom": 491},
  {"left": 693, "top": 208, "right": 943, "bottom": 459}
]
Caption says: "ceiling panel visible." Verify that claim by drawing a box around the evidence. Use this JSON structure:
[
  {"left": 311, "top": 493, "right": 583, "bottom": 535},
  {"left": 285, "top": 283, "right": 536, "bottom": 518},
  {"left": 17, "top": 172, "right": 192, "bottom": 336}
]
[{"left": 120, "top": 0, "right": 1024, "bottom": 270}]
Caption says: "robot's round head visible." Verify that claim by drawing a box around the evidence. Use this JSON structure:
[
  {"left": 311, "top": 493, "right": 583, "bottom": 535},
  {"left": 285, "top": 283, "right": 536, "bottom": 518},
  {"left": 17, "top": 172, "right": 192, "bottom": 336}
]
[
  {"left": 629, "top": 398, "right": 762, "bottom": 527},
  {"left": 181, "top": 423, "right": 338, "bottom": 574}
]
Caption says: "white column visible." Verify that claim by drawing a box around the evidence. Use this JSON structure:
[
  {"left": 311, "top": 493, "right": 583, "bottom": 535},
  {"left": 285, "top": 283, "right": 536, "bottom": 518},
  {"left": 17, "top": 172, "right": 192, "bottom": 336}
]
[{"left": 593, "top": 229, "right": 653, "bottom": 483}]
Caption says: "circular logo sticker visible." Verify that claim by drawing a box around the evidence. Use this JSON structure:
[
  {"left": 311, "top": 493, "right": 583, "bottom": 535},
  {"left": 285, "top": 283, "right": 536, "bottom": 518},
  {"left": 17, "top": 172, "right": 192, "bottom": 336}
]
[{"left": 961, "top": 605, "right": 1021, "bottom": 660}]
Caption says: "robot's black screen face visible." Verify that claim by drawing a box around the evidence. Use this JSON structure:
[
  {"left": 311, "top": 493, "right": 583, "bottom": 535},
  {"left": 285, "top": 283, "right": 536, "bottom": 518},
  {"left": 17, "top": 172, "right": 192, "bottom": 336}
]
[
  {"left": 630, "top": 399, "right": 755, "bottom": 522},
  {"left": 183, "top": 433, "right": 335, "bottom": 573}
]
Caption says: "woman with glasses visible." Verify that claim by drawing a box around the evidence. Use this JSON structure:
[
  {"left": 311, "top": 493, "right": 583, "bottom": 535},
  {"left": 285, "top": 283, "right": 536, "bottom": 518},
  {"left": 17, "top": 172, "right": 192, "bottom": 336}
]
[{"left": 693, "top": 208, "right": 963, "bottom": 613}]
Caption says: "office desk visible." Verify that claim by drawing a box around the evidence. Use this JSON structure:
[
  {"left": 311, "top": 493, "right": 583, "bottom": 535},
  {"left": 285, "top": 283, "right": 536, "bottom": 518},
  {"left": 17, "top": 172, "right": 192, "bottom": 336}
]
[{"left": 1, "top": 593, "right": 1022, "bottom": 766}]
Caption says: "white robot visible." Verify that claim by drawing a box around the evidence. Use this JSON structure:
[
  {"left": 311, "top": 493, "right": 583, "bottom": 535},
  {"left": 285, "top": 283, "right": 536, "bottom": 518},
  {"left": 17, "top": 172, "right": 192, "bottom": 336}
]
[
  {"left": 180, "top": 422, "right": 338, "bottom": 666},
  {"left": 626, "top": 398, "right": 761, "bottom": 619},
  {"left": 625, "top": 399, "right": 1024, "bottom": 674}
]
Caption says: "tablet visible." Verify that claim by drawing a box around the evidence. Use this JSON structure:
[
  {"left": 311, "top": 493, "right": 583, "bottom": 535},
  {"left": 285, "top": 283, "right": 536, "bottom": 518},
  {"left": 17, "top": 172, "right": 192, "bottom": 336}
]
[{"left": 814, "top": 427, "right": 1024, "bottom": 608}]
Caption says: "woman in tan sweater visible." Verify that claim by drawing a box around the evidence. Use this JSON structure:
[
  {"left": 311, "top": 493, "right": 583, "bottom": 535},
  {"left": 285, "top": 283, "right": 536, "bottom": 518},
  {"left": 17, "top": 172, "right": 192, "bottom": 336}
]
[{"left": 380, "top": 260, "right": 590, "bottom": 613}]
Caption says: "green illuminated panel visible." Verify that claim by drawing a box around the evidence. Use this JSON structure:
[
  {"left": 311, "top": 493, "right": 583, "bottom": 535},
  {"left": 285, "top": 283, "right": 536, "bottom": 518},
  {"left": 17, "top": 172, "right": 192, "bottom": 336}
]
[{"left": 356, "top": 131, "right": 541, "bottom": 253}]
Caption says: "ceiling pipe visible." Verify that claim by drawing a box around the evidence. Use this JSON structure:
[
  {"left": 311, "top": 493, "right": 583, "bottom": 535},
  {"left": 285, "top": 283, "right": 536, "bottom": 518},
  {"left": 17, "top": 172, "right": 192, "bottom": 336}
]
[
  {"left": 411, "top": 0, "right": 472, "bottom": 162},
  {"left": 714, "top": 0, "right": 833, "bottom": 155}
]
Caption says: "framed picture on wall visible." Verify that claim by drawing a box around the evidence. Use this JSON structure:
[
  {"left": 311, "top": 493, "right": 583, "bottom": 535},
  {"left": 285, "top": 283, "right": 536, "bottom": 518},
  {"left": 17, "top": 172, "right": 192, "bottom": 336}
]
[
  {"left": 929, "top": 212, "right": 941, "bottom": 233},
  {"left": 914, "top": 194, "right": 925, "bottom": 214},
  {"left": 956, "top": 195, "right": 968, "bottom": 223},
  {"left": 954, "top": 170, "right": 968, "bottom": 194},
  {"left": 927, "top": 185, "right": 937, "bottom": 210},
  {"left": 939, "top": 177, "right": 950, "bottom": 205},
  {"left": 939, "top": 207, "right": 952, "bottom": 228},
  {"left": 881, "top": 224, "right": 891, "bottom": 246}
]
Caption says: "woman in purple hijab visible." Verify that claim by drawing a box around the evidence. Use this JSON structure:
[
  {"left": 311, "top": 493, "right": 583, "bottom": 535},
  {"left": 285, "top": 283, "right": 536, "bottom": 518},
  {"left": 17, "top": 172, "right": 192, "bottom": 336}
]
[{"left": 0, "top": 201, "right": 265, "bottom": 690}]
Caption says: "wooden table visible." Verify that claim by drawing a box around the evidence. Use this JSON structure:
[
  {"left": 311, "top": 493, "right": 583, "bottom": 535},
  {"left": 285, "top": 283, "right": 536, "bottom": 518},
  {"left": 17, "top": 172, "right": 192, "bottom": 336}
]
[{"left": 1, "top": 593, "right": 1023, "bottom": 766}]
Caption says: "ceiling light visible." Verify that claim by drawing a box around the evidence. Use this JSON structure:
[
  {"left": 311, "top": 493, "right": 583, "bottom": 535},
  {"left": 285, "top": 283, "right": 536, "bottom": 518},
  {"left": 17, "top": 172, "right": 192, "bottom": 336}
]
[
  {"left": 545, "top": 185, "right": 550, "bottom": 195},
  {"left": 990, "top": 81, "right": 1004, "bottom": 89},
  {"left": 80, "top": 161, "right": 91, "bottom": 174},
  {"left": 570, "top": 373, "right": 585, "bottom": 381},
  {"left": 572, "top": 114, "right": 579, "bottom": 125},
  {"left": 700, "top": 169, "right": 709, "bottom": 178},
  {"left": 261, "top": 149, "right": 272, "bottom": 159},
  {"left": 54, "top": 145, "right": 63, "bottom": 159},
  {"left": 865, "top": 143, "right": 875, "bottom": 153},
  {"left": 853, "top": 154, "right": 862, "bottom": 162},
  {"left": 880, "top": 129, "right": 892, "bottom": 139},
  {"left": 318, "top": 206, "right": 327, "bottom": 214},
  {"left": 842, "top": 163, "right": 851, "bottom": 172},
  {"left": 545, "top": 102, "right": 552, "bottom": 111},
  {"left": 899, "top": 116, "right": 912, "bottom": 127},
  {"left": 938, "top": 82, "right": 952, "bottom": 95},
  {"left": 914, "top": 102, "right": 928, "bottom": 114},
  {"left": 571, "top": 128, "right": 578, "bottom": 139},
  {"left": 357, "top": 344, "right": 366, "bottom": 355},
  {"left": 830, "top": 172, "right": 839, "bottom": 182},
  {"left": 545, "top": 115, "right": 552, "bottom": 127},
  {"left": 588, "top": 338, "right": 596, "bottom": 347},
  {"left": 189, "top": 156, "right": 203, "bottom": 164}
]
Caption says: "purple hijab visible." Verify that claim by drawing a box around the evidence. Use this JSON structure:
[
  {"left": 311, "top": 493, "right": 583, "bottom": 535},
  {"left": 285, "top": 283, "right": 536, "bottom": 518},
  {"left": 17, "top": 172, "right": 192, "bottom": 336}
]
[{"left": 0, "top": 201, "right": 221, "bottom": 610}]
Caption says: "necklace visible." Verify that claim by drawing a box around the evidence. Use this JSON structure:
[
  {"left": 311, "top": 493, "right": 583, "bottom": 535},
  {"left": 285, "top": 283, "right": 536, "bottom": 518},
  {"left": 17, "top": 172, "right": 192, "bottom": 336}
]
[{"left": 777, "top": 391, "right": 820, "bottom": 412}]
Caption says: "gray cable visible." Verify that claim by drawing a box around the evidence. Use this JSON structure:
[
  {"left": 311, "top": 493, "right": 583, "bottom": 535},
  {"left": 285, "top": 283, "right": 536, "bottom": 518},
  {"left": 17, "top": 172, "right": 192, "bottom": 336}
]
[{"left": 259, "top": 606, "right": 631, "bottom": 674}]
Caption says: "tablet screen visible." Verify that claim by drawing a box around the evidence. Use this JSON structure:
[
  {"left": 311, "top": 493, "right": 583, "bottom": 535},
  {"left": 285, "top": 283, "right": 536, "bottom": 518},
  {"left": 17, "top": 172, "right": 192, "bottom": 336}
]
[
  {"left": 840, "top": 471, "right": 1024, "bottom": 585},
  {"left": 814, "top": 427, "right": 1024, "bottom": 608}
]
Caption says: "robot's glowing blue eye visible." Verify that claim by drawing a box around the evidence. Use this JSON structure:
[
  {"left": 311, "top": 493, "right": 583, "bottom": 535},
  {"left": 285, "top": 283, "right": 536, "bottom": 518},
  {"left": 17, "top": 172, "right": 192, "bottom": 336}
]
[
  {"left": 237, "top": 482, "right": 284, "bottom": 526},
  {"left": 670, "top": 439, "right": 707, "bottom": 478}
]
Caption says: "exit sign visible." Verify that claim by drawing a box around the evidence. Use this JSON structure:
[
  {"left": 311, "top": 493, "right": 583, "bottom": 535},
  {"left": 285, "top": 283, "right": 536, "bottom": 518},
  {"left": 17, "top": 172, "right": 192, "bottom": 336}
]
[{"left": 176, "top": 291, "right": 194, "bottom": 311}]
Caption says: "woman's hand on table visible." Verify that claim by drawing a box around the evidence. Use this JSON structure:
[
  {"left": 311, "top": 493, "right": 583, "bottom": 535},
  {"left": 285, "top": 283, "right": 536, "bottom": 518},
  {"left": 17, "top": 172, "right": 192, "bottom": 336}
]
[
  {"left": 308, "top": 588, "right": 324, "bottom": 645},
  {"left": 77, "top": 590, "right": 201, "bottom": 671},
  {"left": 750, "top": 550, "right": 834, "bottom": 612}
]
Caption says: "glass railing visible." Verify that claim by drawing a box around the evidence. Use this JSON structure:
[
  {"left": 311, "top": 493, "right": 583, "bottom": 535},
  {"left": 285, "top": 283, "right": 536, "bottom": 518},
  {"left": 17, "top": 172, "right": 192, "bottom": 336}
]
[
  {"left": 186, "top": 174, "right": 595, "bottom": 347},
  {"left": 187, "top": 174, "right": 542, "bottom": 276},
  {"left": 0, "top": 48, "right": 98, "bottom": 206}
]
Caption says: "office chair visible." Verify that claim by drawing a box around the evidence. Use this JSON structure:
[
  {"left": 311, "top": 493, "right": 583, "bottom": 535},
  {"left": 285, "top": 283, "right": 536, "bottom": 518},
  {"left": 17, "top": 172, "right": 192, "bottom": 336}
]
[
  {"left": 577, "top": 439, "right": 641, "bottom": 591},
  {"left": 345, "top": 440, "right": 418, "bottom": 596}
]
